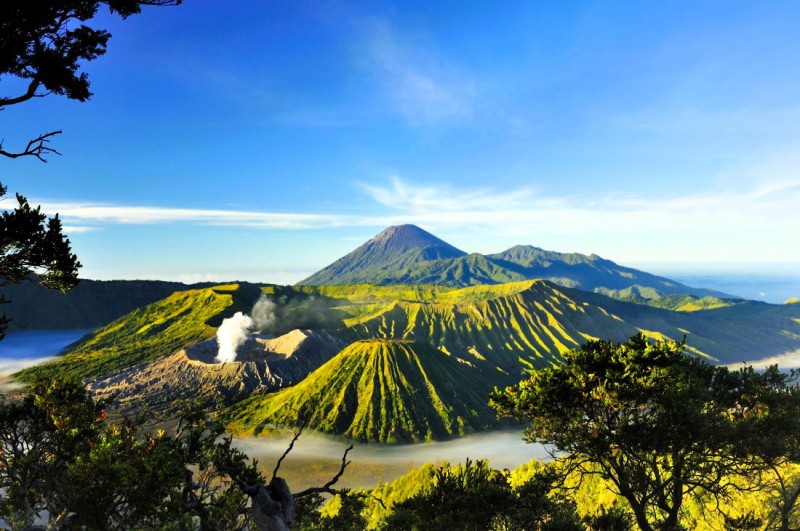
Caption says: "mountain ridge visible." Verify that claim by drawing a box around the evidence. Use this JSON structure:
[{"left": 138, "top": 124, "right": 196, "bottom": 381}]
[
  {"left": 300, "top": 225, "right": 467, "bottom": 286},
  {"left": 297, "top": 225, "right": 734, "bottom": 302}
]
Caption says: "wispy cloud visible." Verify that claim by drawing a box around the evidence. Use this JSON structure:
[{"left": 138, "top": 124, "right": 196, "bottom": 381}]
[
  {"left": 360, "top": 176, "right": 538, "bottom": 213},
  {"left": 359, "top": 19, "right": 475, "bottom": 125},
  {"left": 358, "top": 176, "right": 800, "bottom": 264},
  {"left": 62, "top": 225, "right": 100, "bottom": 234},
  {"left": 360, "top": 176, "right": 800, "bottom": 237},
  {"left": 4, "top": 176, "right": 799, "bottom": 264},
  {"left": 727, "top": 349, "right": 800, "bottom": 370},
  {"left": 0, "top": 199, "right": 352, "bottom": 230}
]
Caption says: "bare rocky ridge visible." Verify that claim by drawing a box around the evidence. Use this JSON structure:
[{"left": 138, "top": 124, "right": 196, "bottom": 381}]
[{"left": 89, "top": 329, "right": 348, "bottom": 419}]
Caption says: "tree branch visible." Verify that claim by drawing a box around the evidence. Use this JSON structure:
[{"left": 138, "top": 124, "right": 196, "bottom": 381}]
[
  {"left": 294, "top": 444, "right": 354, "bottom": 499},
  {"left": 0, "top": 131, "right": 62, "bottom": 162},
  {"left": 0, "top": 80, "right": 43, "bottom": 108},
  {"left": 272, "top": 417, "right": 308, "bottom": 482}
]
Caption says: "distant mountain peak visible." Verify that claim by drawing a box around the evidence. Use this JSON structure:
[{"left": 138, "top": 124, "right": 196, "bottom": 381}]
[
  {"left": 367, "top": 224, "right": 465, "bottom": 255},
  {"left": 297, "top": 225, "right": 466, "bottom": 286}
]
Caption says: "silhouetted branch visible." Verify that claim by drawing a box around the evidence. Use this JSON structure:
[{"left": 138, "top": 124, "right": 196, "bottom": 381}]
[
  {"left": 0, "top": 131, "right": 62, "bottom": 162},
  {"left": 0, "top": 80, "right": 44, "bottom": 108},
  {"left": 272, "top": 417, "right": 308, "bottom": 482},
  {"left": 294, "top": 444, "right": 354, "bottom": 499}
]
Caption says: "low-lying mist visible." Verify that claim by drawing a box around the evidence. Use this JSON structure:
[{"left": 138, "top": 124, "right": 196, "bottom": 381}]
[
  {"left": 232, "top": 430, "right": 549, "bottom": 491},
  {"left": 726, "top": 348, "right": 800, "bottom": 370}
]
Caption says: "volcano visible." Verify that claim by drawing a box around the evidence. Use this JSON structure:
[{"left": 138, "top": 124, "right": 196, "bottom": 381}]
[
  {"left": 89, "top": 329, "right": 347, "bottom": 420},
  {"left": 298, "top": 224, "right": 467, "bottom": 285}
]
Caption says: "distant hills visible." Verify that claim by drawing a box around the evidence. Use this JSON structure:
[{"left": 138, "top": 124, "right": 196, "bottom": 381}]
[
  {"left": 2, "top": 225, "right": 738, "bottom": 334},
  {"left": 1, "top": 279, "right": 200, "bottom": 331},
  {"left": 17, "top": 280, "right": 800, "bottom": 442},
  {"left": 299, "top": 225, "right": 733, "bottom": 305},
  {"left": 9, "top": 224, "right": 800, "bottom": 443}
]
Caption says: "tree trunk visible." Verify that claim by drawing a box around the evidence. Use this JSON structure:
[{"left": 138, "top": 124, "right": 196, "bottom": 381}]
[{"left": 249, "top": 477, "right": 295, "bottom": 531}]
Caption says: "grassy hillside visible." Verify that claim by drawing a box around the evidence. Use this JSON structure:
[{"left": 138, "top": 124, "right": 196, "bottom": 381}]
[
  {"left": 16, "top": 283, "right": 262, "bottom": 382},
  {"left": 567, "top": 288, "right": 800, "bottom": 364},
  {"left": 224, "top": 339, "right": 500, "bottom": 443},
  {"left": 1, "top": 279, "right": 195, "bottom": 331},
  {"left": 342, "top": 281, "right": 639, "bottom": 377}
]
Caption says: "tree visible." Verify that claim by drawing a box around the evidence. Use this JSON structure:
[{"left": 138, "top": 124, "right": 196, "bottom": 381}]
[
  {"left": 490, "top": 334, "right": 800, "bottom": 531},
  {"left": 0, "top": 186, "right": 80, "bottom": 339},
  {"left": 384, "top": 459, "right": 585, "bottom": 531},
  {"left": 0, "top": 1, "right": 181, "bottom": 338},
  {"left": 0, "top": 378, "right": 195, "bottom": 528},
  {"left": 0, "top": 380, "right": 368, "bottom": 530},
  {"left": 0, "top": 0, "right": 182, "bottom": 160}
]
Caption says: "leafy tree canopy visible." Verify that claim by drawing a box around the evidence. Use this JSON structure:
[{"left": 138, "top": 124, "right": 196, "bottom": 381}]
[
  {"left": 1, "top": 0, "right": 181, "bottom": 338},
  {"left": 490, "top": 334, "right": 800, "bottom": 531},
  {"left": 384, "top": 458, "right": 592, "bottom": 531},
  {"left": 0, "top": 184, "right": 80, "bottom": 339},
  {"left": 0, "top": 379, "right": 262, "bottom": 529}
]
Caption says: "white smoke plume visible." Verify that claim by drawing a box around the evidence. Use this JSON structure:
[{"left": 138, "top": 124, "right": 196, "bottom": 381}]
[
  {"left": 215, "top": 312, "right": 254, "bottom": 363},
  {"left": 250, "top": 295, "right": 276, "bottom": 332},
  {"left": 215, "top": 295, "right": 278, "bottom": 363}
]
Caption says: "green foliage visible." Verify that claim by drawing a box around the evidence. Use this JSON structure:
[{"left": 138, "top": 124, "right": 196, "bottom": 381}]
[
  {"left": 490, "top": 334, "right": 800, "bottom": 531},
  {"left": 224, "top": 339, "right": 499, "bottom": 442},
  {"left": 0, "top": 185, "right": 80, "bottom": 340},
  {"left": 296, "top": 493, "right": 369, "bottom": 531},
  {"left": 0, "top": 378, "right": 262, "bottom": 529},
  {"left": 382, "top": 459, "right": 582, "bottom": 531},
  {"left": 581, "top": 505, "right": 634, "bottom": 531}
]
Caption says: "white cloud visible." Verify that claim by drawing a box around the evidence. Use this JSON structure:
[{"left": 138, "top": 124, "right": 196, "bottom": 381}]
[
  {"left": 0, "top": 198, "right": 352, "bottom": 230},
  {"left": 3, "top": 176, "right": 799, "bottom": 265},
  {"left": 359, "top": 176, "right": 800, "bottom": 263},
  {"left": 726, "top": 349, "right": 800, "bottom": 370},
  {"left": 362, "top": 176, "right": 800, "bottom": 234},
  {"left": 359, "top": 19, "right": 475, "bottom": 124},
  {"left": 62, "top": 225, "right": 100, "bottom": 234}
]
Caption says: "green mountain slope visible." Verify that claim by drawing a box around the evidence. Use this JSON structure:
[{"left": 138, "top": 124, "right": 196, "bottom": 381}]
[
  {"left": 13, "top": 278, "right": 798, "bottom": 443},
  {"left": 298, "top": 225, "right": 734, "bottom": 302},
  {"left": 566, "top": 288, "right": 800, "bottom": 365},
  {"left": 1, "top": 279, "right": 199, "bottom": 331},
  {"left": 341, "top": 281, "right": 638, "bottom": 379},
  {"left": 264, "top": 281, "right": 800, "bottom": 371},
  {"left": 300, "top": 225, "right": 466, "bottom": 285},
  {"left": 396, "top": 253, "right": 528, "bottom": 286},
  {"left": 489, "top": 245, "right": 728, "bottom": 298},
  {"left": 224, "top": 339, "right": 499, "bottom": 443},
  {"left": 16, "top": 283, "right": 262, "bottom": 382}
]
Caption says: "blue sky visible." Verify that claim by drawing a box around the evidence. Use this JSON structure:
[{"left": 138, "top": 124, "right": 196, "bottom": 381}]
[{"left": 2, "top": 0, "right": 800, "bottom": 285}]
